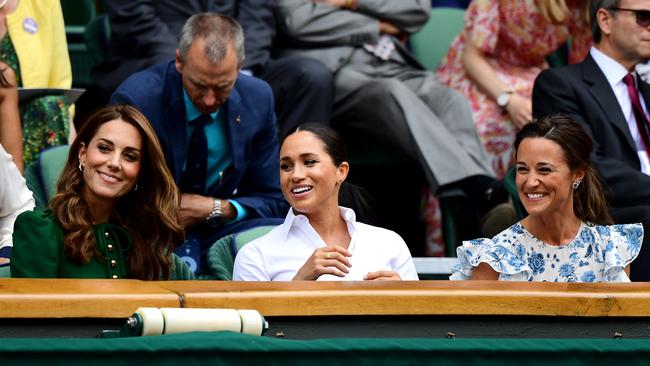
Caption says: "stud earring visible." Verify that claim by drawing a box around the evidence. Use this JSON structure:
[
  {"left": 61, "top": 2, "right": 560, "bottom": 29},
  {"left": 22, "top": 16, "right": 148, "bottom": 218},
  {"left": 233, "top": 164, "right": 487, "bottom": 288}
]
[{"left": 572, "top": 180, "right": 581, "bottom": 189}]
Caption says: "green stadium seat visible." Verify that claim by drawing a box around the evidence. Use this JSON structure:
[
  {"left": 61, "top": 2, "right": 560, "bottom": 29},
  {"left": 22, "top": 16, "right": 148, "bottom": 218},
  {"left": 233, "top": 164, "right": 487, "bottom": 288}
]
[
  {"left": 24, "top": 145, "right": 70, "bottom": 209},
  {"left": 205, "top": 226, "right": 275, "bottom": 280},
  {"left": 410, "top": 7, "right": 466, "bottom": 70}
]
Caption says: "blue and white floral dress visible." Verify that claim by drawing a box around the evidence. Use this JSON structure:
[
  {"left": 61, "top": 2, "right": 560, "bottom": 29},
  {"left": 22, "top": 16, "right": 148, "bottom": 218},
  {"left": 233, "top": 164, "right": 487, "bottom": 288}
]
[{"left": 450, "top": 222, "right": 643, "bottom": 282}]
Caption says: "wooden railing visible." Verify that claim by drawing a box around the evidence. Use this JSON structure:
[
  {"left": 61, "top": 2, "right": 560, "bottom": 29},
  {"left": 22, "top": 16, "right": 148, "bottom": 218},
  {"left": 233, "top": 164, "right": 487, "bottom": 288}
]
[{"left": 2, "top": 279, "right": 650, "bottom": 319}]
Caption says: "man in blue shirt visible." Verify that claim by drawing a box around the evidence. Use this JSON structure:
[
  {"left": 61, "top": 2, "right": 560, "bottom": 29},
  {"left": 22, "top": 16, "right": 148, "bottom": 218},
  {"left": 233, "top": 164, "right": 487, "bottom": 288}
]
[{"left": 112, "top": 13, "right": 287, "bottom": 273}]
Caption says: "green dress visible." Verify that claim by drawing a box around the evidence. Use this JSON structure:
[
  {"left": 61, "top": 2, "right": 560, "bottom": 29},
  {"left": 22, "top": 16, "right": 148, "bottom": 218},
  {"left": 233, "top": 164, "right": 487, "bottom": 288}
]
[
  {"left": 0, "top": 34, "right": 70, "bottom": 165},
  {"left": 10, "top": 210, "right": 194, "bottom": 280}
]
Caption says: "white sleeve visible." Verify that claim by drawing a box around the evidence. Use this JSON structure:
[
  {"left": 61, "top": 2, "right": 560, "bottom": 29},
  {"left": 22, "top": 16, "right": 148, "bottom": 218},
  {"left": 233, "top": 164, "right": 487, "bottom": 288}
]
[
  {"left": 0, "top": 145, "right": 35, "bottom": 251},
  {"left": 232, "top": 243, "right": 271, "bottom": 281},
  {"left": 390, "top": 232, "right": 419, "bottom": 281}
]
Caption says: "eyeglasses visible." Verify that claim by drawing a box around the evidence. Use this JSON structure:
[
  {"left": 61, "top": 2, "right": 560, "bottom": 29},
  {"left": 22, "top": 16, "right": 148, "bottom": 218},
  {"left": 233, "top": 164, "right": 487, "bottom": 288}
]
[{"left": 609, "top": 7, "right": 650, "bottom": 28}]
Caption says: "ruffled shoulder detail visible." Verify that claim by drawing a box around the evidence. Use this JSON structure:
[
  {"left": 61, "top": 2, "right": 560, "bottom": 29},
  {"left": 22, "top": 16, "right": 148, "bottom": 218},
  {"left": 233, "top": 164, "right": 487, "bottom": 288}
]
[
  {"left": 450, "top": 223, "right": 532, "bottom": 280},
  {"left": 592, "top": 223, "right": 643, "bottom": 282}
]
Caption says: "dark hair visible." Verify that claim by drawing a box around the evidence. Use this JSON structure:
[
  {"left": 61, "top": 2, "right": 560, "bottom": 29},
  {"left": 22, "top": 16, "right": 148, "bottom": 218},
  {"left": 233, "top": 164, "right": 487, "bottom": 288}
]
[
  {"left": 514, "top": 114, "right": 612, "bottom": 225},
  {"left": 51, "top": 105, "right": 184, "bottom": 280},
  {"left": 178, "top": 13, "right": 245, "bottom": 67},
  {"left": 0, "top": 61, "right": 14, "bottom": 88},
  {"left": 294, "top": 123, "right": 349, "bottom": 167},
  {"left": 284, "top": 124, "right": 379, "bottom": 225},
  {"left": 590, "top": 0, "right": 620, "bottom": 43}
]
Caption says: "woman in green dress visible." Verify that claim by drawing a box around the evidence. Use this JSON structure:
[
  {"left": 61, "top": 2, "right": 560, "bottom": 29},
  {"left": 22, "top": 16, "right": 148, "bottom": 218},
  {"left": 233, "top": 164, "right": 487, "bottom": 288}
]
[{"left": 11, "top": 105, "right": 192, "bottom": 280}]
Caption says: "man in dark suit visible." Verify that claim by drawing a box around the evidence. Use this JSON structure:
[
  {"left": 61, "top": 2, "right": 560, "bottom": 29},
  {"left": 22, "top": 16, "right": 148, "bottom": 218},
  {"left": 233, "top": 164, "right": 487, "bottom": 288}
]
[
  {"left": 95, "top": 0, "right": 333, "bottom": 138},
  {"left": 111, "top": 13, "right": 287, "bottom": 274},
  {"left": 533, "top": 0, "right": 650, "bottom": 281}
]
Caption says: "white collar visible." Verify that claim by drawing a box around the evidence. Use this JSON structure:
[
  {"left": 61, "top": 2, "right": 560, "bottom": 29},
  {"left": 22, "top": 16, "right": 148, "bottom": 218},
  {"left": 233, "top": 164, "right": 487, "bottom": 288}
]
[
  {"left": 278, "top": 206, "right": 357, "bottom": 241},
  {"left": 590, "top": 46, "right": 635, "bottom": 88}
]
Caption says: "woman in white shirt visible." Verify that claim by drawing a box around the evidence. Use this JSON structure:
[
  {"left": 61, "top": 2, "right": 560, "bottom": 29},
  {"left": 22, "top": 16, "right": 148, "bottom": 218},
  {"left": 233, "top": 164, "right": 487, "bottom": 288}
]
[
  {"left": 0, "top": 143, "right": 34, "bottom": 265},
  {"left": 233, "top": 124, "right": 418, "bottom": 281}
]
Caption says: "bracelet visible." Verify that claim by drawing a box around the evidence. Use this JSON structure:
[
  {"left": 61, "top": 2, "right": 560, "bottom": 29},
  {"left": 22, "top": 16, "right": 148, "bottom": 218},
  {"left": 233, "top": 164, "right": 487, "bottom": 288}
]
[{"left": 205, "top": 198, "right": 223, "bottom": 226}]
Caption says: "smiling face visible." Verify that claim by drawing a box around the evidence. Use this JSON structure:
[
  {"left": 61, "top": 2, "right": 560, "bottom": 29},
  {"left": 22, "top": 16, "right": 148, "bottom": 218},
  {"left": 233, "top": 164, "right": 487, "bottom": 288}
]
[
  {"left": 175, "top": 37, "right": 239, "bottom": 114},
  {"left": 78, "top": 119, "right": 143, "bottom": 208},
  {"left": 515, "top": 137, "right": 584, "bottom": 219},
  {"left": 280, "top": 131, "right": 348, "bottom": 216}
]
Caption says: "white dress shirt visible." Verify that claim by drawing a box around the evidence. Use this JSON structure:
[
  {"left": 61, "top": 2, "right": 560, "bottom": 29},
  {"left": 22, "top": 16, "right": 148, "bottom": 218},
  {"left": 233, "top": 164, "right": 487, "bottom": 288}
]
[
  {"left": 0, "top": 145, "right": 34, "bottom": 253},
  {"left": 591, "top": 47, "right": 650, "bottom": 174},
  {"left": 233, "top": 206, "right": 418, "bottom": 281}
]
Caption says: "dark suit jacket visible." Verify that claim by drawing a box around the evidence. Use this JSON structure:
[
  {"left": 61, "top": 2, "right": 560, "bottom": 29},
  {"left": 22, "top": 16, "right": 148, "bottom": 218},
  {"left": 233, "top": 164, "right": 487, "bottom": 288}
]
[
  {"left": 110, "top": 61, "right": 287, "bottom": 219},
  {"left": 94, "top": 0, "right": 275, "bottom": 93},
  {"left": 533, "top": 54, "right": 650, "bottom": 209}
]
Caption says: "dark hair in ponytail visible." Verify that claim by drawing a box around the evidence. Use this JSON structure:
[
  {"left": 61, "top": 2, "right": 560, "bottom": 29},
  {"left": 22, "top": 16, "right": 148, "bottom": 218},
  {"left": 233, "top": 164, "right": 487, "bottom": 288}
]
[
  {"left": 514, "top": 114, "right": 612, "bottom": 225},
  {"left": 285, "top": 124, "right": 379, "bottom": 225}
]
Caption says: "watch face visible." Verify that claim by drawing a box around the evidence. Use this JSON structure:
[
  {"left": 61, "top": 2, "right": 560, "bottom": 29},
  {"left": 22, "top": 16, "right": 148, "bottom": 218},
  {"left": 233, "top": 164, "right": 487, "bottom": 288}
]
[{"left": 497, "top": 92, "right": 510, "bottom": 107}]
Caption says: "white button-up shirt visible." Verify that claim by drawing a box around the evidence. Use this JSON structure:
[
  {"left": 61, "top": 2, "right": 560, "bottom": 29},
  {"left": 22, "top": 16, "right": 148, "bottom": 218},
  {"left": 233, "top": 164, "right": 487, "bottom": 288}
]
[
  {"left": 0, "top": 145, "right": 34, "bottom": 254},
  {"left": 233, "top": 207, "right": 418, "bottom": 281}
]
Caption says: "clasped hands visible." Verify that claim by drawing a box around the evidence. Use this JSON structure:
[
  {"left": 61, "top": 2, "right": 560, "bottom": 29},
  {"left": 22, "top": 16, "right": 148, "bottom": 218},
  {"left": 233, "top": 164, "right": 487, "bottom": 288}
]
[{"left": 292, "top": 245, "right": 402, "bottom": 281}]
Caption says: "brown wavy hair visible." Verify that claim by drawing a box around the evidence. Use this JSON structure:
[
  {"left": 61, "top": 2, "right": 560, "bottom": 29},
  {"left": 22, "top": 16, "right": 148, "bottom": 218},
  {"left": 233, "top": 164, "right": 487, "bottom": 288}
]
[
  {"left": 514, "top": 114, "right": 613, "bottom": 225},
  {"left": 50, "top": 105, "right": 184, "bottom": 280}
]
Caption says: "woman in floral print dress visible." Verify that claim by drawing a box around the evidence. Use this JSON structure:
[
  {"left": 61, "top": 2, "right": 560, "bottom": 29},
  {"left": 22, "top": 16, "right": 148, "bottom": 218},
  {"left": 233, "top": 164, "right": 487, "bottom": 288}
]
[
  {"left": 451, "top": 115, "right": 642, "bottom": 282},
  {"left": 437, "top": 0, "right": 591, "bottom": 178}
]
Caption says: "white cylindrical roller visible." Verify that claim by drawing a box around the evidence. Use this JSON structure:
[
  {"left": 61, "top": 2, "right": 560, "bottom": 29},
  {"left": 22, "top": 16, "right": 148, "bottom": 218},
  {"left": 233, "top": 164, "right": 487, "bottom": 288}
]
[
  {"left": 159, "top": 308, "right": 241, "bottom": 334},
  {"left": 135, "top": 307, "right": 164, "bottom": 336},
  {"left": 238, "top": 309, "right": 265, "bottom": 336}
]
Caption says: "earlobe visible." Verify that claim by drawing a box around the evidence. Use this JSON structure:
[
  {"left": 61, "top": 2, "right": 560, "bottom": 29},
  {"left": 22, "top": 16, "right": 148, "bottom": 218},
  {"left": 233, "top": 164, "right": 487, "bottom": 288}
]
[
  {"left": 175, "top": 50, "right": 184, "bottom": 72},
  {"left": 338, "top": 162, "right": 349, "bottom": 183},
  {"left": 78, "top": 143, "right": 86, "bottom": 165}
]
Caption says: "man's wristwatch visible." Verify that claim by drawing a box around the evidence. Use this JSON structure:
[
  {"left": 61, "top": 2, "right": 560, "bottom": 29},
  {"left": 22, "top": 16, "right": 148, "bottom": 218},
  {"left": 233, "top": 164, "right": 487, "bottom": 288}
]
[
  {"left": 496, "top": 90, "right": 513, "bottom": 108},
  {"left": 205, "top": 198, "right": 223, "bottom": 226}
]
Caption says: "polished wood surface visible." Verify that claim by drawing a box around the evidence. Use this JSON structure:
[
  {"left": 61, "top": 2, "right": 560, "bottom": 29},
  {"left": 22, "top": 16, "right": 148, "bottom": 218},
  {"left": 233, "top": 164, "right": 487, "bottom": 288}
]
[
  {"left": 3, "top": 279, "right": 650, "bottom": 318},
  {"left": 0, "top": 279, "right": 180, "bottom": 318},
  {"left": 162, "top": 281, "right": 650, "bottom": 317}
]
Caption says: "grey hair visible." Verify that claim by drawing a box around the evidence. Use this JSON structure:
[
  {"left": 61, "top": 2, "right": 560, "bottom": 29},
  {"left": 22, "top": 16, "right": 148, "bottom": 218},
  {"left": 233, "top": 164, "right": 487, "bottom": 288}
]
[
  {"left": 178, "top": 13, "right": 245, "bottom": 66},
  {"left": 590, "top": 0, "right": 620, "bottom": 43}
]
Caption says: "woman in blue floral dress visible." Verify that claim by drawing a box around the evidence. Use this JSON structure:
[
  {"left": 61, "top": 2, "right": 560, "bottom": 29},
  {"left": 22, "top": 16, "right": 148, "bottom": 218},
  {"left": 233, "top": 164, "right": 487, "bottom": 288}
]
[{"left": 451, "top": 115, "right": 642, "bottom": 282}]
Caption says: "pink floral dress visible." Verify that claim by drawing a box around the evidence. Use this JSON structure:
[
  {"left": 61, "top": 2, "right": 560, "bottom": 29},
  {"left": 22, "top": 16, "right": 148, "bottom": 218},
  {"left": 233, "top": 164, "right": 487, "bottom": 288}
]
[{"left": 437, "top": 0, "right": 591, "bottom": 178}]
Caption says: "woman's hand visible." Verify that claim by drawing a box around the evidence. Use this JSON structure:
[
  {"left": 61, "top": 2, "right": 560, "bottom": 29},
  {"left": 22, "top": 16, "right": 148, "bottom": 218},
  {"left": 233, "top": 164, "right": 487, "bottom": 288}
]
[
  {"left": 505, "top": 93, "right": 533, "bottom": 128},
  {"left": 292, "top": 246, "right": 352, "bottom": 280},
  {"left": 462, "top": 39, "right": 531, "bottom": 128},
  {"left": 364, "top": 270, "right": 401, "bottom": 281}
]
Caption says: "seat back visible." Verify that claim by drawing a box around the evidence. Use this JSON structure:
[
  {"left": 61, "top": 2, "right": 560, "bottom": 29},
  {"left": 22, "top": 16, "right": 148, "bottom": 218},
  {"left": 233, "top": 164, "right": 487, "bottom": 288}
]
[
  {"left": 0, "top": 266, "right": 10, "bottom": 278},
  {"left": 24, "top": 145, "right": 70, "bottom": 209},
  {"left": 232, "top": 225, "right": 276, "bottom": 255},
  {"left": 206, "top": 226, "right": 275, "bottom": 281},
  {"left": 61, "top": 0, "right": 98, "bottom": 86},
  {"left": 410, "top": 7, "right": 466, "bottom": 70}
]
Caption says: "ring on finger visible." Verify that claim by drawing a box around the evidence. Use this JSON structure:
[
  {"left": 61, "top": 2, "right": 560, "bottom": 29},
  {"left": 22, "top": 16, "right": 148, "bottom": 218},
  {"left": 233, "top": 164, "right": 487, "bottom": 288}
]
[{"left": 325, "top": 252, "right": 331, "bottom": 259}]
